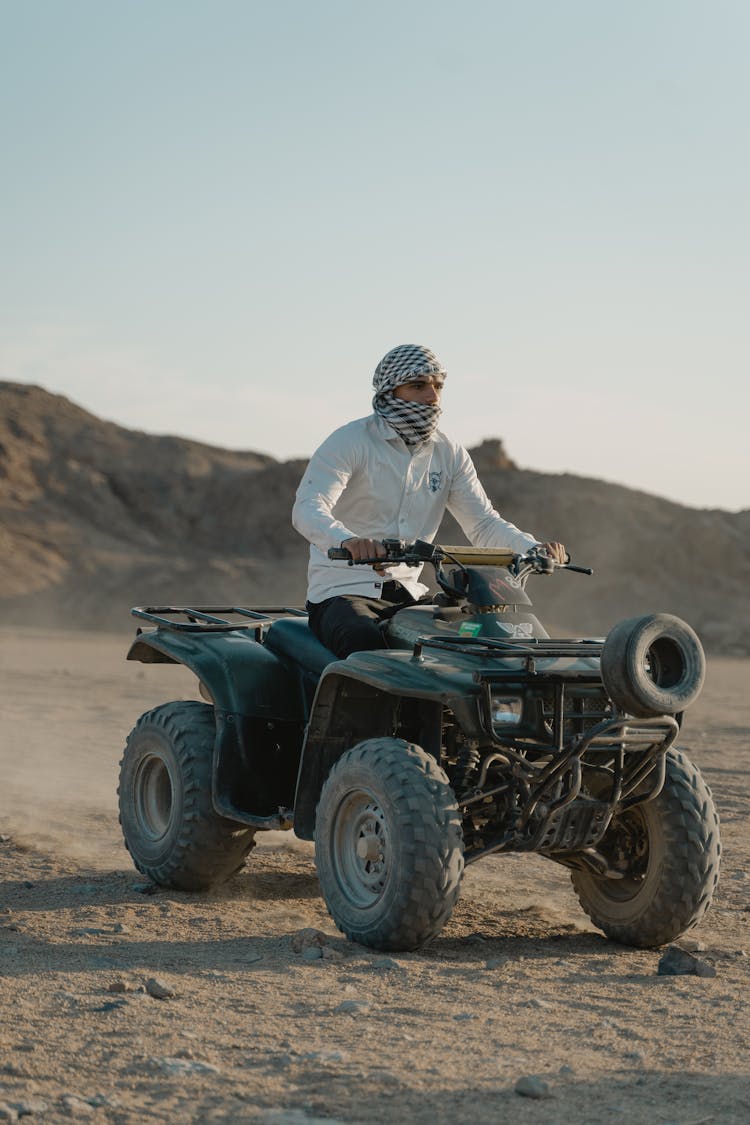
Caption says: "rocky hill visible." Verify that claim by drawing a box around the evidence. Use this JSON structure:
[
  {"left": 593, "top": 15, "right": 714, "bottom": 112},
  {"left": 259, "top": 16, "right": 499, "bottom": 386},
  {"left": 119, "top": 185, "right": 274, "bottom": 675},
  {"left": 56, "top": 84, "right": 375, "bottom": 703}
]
[{"left": 1, "top": 381, "right": 748, "bottom": 652}]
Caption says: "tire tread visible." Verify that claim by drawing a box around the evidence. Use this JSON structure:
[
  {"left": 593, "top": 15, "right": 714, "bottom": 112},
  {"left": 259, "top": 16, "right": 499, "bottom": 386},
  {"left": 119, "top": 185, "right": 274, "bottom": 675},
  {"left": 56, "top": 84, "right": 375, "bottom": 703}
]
[{"left": 118, "top": 701, "right": 256, "bottom": 891}]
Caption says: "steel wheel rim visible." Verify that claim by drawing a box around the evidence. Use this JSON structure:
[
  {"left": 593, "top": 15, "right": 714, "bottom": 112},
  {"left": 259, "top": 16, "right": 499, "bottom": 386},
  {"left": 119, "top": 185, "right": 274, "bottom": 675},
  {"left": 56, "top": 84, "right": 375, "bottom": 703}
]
[
  {"left": 331, "top": 788, "right": 390, "bottom": 908},
  {"left": 134, "top": 754, "right": 174, "bottom": 841}
]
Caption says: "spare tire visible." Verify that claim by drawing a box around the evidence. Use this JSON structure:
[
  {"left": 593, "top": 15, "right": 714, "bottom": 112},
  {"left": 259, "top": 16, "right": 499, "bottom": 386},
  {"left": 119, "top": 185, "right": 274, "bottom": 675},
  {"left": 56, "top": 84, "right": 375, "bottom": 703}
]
[{"left": 600, "top": 613, "right": 705, "bottom": 717}]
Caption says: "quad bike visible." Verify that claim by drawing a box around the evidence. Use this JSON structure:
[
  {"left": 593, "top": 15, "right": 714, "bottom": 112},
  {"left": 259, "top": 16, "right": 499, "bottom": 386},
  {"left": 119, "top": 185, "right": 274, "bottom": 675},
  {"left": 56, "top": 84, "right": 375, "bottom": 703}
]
[{"left": 119, "top": 541, "right": 720, "bottom": 951}]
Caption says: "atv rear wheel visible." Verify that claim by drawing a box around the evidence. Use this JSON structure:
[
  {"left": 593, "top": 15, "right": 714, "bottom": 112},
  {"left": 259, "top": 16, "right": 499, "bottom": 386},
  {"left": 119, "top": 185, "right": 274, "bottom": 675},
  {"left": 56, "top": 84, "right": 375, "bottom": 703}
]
[
  {"left": 314, "top": 738, "right": 464, "bottom": 951},
  {"left": 571, "top": 748, "right": 720, "bottom": 947},
  {"left": 119, "top": 701, "right": 256, "bottom": 890}
]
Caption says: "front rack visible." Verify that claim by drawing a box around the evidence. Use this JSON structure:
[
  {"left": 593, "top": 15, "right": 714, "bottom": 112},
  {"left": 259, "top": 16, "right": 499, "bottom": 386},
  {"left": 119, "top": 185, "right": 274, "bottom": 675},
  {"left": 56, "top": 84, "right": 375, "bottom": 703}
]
[
  {"left": 131, "top": 606, "right": 308, "bottom": 633},
  {"left": 413, "top": 634, "right": 604, "bottom": 662}
]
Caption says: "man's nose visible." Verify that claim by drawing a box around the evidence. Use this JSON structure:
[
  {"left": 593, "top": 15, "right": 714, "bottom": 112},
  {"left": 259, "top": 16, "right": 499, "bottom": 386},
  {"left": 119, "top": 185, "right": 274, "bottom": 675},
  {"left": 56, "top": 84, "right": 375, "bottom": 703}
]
[{"left": 423, "top": 384, "right": 439, "bottom": 402}]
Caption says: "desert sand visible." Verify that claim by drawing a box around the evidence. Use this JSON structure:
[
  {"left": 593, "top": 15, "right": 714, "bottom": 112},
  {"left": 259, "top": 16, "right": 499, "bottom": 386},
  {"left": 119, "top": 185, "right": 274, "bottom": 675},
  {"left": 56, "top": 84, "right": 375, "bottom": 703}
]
[{"left": 1, "top": 625, "right": 748, "bottom": 1124}]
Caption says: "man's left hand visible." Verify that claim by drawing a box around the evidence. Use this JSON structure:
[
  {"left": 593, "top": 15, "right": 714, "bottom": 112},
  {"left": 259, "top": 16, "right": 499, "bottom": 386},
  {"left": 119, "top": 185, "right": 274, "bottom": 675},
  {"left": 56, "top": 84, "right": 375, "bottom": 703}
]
[{"left": 540, "top": 541, "right": 568, "bottom": 565}]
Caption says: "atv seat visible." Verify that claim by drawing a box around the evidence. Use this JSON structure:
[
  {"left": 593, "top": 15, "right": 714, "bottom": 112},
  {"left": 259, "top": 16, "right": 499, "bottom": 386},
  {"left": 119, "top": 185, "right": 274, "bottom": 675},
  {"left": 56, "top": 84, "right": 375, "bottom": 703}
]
[{"left": 264, "top": 616, "right": 337, "bottom": 680}]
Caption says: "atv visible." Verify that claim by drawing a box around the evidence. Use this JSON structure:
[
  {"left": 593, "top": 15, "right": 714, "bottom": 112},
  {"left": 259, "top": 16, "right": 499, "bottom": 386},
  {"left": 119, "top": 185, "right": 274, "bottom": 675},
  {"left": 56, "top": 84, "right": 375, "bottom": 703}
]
[{"left": 119, "top": 541, "right": 720, "bottom": 951}]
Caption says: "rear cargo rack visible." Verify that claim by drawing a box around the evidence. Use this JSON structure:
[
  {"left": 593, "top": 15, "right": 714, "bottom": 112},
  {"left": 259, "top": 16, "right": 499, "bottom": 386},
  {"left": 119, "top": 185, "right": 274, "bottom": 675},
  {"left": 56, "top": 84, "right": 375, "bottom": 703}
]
[{"left": 131, "top": 606, "right": 308, "bottom": 632}]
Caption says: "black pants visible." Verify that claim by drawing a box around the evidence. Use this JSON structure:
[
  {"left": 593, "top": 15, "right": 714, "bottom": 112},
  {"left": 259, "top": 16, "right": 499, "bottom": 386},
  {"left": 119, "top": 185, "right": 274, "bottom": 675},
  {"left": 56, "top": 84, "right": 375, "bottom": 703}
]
[{"left": 307, "top": 581, "right": 421, "bottom": 659}]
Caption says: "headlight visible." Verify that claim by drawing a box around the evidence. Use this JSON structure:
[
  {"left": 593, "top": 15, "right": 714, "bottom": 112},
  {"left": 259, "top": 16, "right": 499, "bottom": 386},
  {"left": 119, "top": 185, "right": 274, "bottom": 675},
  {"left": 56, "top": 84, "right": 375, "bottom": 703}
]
[{"left": 489, "top": 692, "right": 523, "bottom": 732}]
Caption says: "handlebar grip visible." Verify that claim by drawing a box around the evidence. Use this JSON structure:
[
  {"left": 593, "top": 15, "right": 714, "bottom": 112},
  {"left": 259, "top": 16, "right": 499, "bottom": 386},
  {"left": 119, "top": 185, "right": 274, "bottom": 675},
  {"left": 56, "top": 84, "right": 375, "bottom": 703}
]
[
  {"left": 327, "top": 547, "right": 353, "bottom": 560},
  {"left": 565, "top": 564, "right": 594, "bottom": 575}
]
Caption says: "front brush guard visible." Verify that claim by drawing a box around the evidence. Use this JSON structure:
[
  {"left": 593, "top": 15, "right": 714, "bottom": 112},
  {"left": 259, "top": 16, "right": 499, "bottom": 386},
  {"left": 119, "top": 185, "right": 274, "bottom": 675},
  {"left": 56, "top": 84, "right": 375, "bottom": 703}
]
[{"left": 463, "top": 713, "right": 679, "bottom": 865}]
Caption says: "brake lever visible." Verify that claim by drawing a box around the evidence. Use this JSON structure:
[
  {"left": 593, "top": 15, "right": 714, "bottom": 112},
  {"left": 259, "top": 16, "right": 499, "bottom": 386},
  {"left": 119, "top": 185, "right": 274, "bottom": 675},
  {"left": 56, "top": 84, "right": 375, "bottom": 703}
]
[{"left": 522, "top": 547, "right": 593, "bottom": 577}]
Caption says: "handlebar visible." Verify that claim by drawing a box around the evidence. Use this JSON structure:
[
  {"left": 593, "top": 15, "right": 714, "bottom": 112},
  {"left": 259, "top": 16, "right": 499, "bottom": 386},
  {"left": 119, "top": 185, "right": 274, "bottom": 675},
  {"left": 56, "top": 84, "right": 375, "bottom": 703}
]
[{"left": 327, "top": 540, "right": 593, "bottom": 576}]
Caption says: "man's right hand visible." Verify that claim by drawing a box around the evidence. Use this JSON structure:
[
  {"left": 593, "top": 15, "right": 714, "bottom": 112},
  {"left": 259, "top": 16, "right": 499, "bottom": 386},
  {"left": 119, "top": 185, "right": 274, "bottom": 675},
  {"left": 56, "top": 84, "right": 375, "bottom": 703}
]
[{"left": 341, "top": 537, "right": 388, "bottom": 564}]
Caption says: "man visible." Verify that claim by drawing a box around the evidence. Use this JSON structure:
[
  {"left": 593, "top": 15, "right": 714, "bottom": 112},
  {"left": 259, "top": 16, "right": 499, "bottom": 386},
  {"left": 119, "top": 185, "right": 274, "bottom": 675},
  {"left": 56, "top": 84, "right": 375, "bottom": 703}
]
[{"left": 292, "top": 344, "right": 566, "bottom": 657}]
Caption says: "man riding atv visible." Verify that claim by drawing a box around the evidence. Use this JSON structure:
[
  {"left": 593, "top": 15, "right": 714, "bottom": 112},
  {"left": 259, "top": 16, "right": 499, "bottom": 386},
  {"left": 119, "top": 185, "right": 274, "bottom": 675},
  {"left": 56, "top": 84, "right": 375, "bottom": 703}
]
[
  {"left": 118, "top": 345, "right": 719, "bottom": 954},
  {"left": 292, "top": 343, "right": 567, "bottom": 657}
]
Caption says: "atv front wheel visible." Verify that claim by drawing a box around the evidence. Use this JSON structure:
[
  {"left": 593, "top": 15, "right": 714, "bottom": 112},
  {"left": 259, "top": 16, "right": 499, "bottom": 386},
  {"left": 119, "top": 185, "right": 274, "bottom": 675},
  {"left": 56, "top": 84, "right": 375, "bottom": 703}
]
[
  {"left": 119, "top": 701, "right": 256, "bottom": 890},
  {"left": 571, "top": 748, "right": 720, "bottom": 947},
  {"left": 314, "top": 738, "right": 464, "bottom": 951}
]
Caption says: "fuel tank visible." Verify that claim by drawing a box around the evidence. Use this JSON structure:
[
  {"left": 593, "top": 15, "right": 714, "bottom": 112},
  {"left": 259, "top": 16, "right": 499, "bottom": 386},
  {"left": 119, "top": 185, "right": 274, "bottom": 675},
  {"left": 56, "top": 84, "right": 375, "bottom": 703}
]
[{"left": 384, "top": 604, "right": 550, "bottom": 650}]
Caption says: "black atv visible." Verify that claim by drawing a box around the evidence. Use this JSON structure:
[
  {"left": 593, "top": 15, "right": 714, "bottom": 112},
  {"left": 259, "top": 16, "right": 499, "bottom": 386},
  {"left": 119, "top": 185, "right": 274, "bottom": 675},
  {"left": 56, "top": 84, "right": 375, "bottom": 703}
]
[{"left": 119, "top": 541, "right": 720, "bottom": 951}]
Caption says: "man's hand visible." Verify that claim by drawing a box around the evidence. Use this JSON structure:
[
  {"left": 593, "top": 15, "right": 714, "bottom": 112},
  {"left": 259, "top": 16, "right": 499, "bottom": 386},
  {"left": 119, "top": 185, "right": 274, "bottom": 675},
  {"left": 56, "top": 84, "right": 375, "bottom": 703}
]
[
  {"left": 341, "top": 537, "right": 389, "bottom": 574},
  {"left": 540, "top": 541, "right": 569, "bottom": 565}
]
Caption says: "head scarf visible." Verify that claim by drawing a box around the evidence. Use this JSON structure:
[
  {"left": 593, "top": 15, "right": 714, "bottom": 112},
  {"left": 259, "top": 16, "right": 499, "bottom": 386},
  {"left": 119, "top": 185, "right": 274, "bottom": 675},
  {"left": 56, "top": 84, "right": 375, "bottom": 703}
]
[{"left": 372, "top": 344, "right": 447, "bottom": 446}]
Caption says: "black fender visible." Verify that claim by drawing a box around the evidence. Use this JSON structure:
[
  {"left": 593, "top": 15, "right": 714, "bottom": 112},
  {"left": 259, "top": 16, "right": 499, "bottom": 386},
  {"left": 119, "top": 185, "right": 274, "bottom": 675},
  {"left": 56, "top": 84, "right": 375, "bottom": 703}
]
[
  {"left": 129, "top": 628, "right": 306, "bottom": 827},
  {"left": 128, "top": 627, "right": 306, "bottom": 720},
  {"left": 293, "top": 649, "right": 483, "bottom": 839}
]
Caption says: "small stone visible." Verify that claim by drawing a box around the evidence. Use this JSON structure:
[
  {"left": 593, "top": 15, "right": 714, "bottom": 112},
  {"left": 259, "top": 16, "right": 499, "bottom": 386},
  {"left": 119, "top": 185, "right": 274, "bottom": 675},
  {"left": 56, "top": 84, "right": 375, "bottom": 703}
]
[
  {"left": 22, "top": 881, "right": 34, "bottom": 889},
  {"left": 0, "top": 835, "right": 11, "bottom": 844},
  {"left": 657, "top": 945, "right": 717, "bottom": 978},
  {"left": 112, "top": 923, "right": 131, "bottom": 934},
  {"left": 679, "top": 936, "right": 707, "bottom": 953},
  {"left": 302, "top": 946, "right": 323, "bottom": 961},
  {"left": 515, "top": 1075, "right": 552, "bottom": 1099},
  {"left": 453, "top": 1012, "right": 475, "bottom": 1021},
  {"left": 145, "top": 977, "right": 176, "bottom": 999},
  {"left": 372, "top": 956, "right": 400, "bottom": 971},
  {"left": 291, "top": 928, "right": 329, "bottom": 953},
  {"left": 107, "top": 980, "right": 128, "bottom": 993},
  {"left": 335, "top": 1000, "right": 371, "bottom": 1015},
  {"left": 520, "top": 998, "right": 552, "bottom": 1010},
  {"left": 559, "top": 1064, "right": 575, "bottom": 1076},
  {"left": 86, "top": 1096, "right": 122, "bottom": 1110},
  {"left": 485, "top": 958, "right": 508, "bottom": 971},
  {"left": 302, "top": 1049, "right": 348, "bottom": 1063},
  {"left": 321, "top": 946, "right": 344, "bottom": 962},
  {"left": 60, "top": 1095, "right": 95, "bottom": 1117},
  {"left": 12, "top": 1099, "right": 49, "bottom": 1116},
  {"left": 152, "top": 1057, "right": 219, "bottom": 1076},
  {"left": 70, "top": 927, "right": 106, "bottom": 937}
]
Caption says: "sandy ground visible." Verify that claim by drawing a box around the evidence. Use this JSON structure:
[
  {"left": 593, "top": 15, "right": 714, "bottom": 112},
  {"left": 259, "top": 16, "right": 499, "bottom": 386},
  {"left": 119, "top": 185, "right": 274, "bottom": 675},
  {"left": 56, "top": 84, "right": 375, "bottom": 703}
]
[{"left": 0, "top": 626, "right": 748, "bottom": 1124}]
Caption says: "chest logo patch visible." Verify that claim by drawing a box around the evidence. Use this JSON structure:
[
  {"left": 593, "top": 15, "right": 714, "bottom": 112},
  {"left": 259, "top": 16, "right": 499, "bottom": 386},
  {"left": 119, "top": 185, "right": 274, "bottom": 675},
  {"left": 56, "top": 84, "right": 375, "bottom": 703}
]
[{"left": 427, "top": 470, "right": 443, "bottom": 493}]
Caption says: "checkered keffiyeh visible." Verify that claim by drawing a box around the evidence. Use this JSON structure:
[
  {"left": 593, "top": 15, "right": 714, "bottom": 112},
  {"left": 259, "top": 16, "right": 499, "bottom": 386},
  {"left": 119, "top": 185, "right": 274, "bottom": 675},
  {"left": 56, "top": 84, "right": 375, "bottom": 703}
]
[{"left": 372, "top": 344, "right": 447, "bottom": 447}]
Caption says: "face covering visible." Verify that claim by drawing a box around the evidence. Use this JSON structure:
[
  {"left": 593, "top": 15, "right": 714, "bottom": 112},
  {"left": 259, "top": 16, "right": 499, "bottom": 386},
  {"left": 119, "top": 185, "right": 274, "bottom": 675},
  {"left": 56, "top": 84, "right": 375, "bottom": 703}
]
[{"left": 372, "top": 344, "right": 447, "bottom": 447}]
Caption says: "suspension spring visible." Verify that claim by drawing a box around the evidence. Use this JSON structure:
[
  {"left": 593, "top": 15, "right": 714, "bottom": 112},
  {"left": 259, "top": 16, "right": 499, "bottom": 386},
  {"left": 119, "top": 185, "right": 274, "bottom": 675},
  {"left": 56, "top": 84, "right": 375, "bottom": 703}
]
[{"left": 452, "top": 741, "right": 481, "bottom": 800}]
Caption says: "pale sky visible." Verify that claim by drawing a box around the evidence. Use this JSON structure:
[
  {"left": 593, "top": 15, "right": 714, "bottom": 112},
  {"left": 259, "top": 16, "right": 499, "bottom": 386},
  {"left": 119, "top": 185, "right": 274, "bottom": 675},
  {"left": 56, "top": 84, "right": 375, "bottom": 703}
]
[{"left": 1, "top": 0, "right": 748, "bottom": 510}]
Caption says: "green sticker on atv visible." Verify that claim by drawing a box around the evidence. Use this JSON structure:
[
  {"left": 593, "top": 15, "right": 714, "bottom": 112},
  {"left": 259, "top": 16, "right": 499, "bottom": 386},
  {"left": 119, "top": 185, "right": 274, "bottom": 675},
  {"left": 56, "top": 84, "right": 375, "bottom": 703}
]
[{"left": 459, "top": 622, "right": 482, "bottom": 637}]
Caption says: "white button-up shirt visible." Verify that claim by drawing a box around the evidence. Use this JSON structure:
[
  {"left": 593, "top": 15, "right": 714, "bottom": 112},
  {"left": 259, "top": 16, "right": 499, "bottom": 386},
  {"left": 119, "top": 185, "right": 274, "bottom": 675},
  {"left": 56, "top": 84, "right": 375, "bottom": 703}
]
[{"left": 292, "top": 413, "right": 539, "bottom": 603}]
